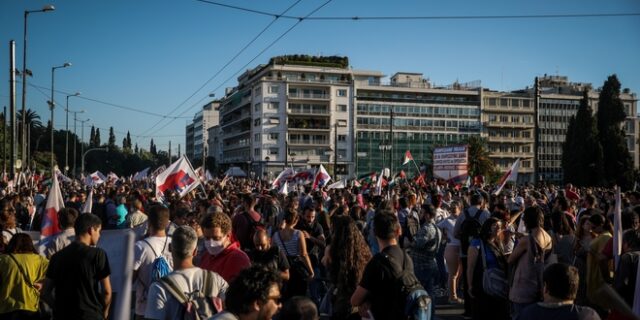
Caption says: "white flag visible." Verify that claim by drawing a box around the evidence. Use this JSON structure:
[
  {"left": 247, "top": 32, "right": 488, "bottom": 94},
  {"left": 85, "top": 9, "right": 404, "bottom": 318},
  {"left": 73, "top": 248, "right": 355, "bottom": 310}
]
[
  {"left": 279, "top": 180, "right": 289, "bottom": 195},
  {"left": 133, "top": 167, "right": 150, "bottom": 182},
  {"left": 613, "top": 186, "right": 622, "bottom": 270},
  {"left": 155, "top": 155, "right": 201, "bottom": 199},
  {"left": 326, "top": 180, "right": 346, "bottom": 190},
  {"left": 42, "top": 174, "right": 65, "bottom": 237},
  {"left": 493, "top": 159, "right": 520, "bottom": 195},
  {"left": 81, "top": 188, "right": 94, "bottom": 214}
]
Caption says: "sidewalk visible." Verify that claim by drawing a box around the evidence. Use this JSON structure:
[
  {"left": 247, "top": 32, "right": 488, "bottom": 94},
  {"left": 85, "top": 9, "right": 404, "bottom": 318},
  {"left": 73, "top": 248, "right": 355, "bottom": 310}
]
[{"left": 434, "top": 296, "right": 466, "bottom": 320}]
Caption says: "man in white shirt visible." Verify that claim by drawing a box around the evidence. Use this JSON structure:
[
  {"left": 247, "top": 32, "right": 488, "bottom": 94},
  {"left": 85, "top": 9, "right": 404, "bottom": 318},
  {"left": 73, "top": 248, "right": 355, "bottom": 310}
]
[
  {"left": 133, "top": 205, "right": 173, "bottom": 319},
  {"left": 40, "top": 207, "right": 79, "bottom": 258},
  {"left": 127, "top": 199, "right": 147, "bottom": 228},
  {"left": 145, "top": 225, "right": 228, "bottom": 320}
]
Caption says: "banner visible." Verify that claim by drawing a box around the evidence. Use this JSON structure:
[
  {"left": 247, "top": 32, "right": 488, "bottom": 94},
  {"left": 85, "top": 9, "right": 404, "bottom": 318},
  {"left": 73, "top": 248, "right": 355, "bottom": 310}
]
[{"left": 433, "top": 145, "right": 468, "bottom": 182}]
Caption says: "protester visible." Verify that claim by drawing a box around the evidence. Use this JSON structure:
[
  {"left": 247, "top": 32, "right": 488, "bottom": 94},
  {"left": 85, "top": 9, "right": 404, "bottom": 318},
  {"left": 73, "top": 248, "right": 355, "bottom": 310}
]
[
  {"left": 144, "top": 225, "right": 228, "bottom": 319},
  {"left": 584, "top": 214, "right": 613, "bottom": 312},
  {"left": 210, "top": 265, "right": 282, "bottom": 320},
  {"left": 199, "top": 211, "right": 251, "bottom": 283},
  {"left": 516, "top": 263, "right": 601, "bottom": 320},
  {"left": 0, "top": 233, "right": 49, "bottom": 320},
  {"left": 250, "top": 228, "right": 290, "bottom": 281},
  {"left": 43, "top": 213, "right": 112, "bottom": 320},
  {"left": 133, "top": 205, "right": 174, "bottom": 319},
  {"left": 232, "top": 193, "right": 263, "bottom": 253},
  {"left": 40, "top": 207, "right": 78, "bottom": 258},
  {"left": 1, "top": 200, "right": 21, "bottom": 245},
  {"left": 437, "top": 199, "right": 464, "bottom": 304},
  {"left": 127, "top": 199, "right": 147, "bottom": 228},
  {"left": 279, "top": 296, "right": 319, "bottom": 320},
  {"left": 410, "top": 203, "right": 442, "bottom": 311}
]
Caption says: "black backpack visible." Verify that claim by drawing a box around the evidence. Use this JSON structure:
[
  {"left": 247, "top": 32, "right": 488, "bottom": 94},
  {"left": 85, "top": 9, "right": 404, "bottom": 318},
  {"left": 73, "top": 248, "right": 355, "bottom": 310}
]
[
  {"left": 460, "top": 209, "right": 482, "bottom": 255},
  {"left": 377, "top": 251, "right": 431, "bottom": 320}
]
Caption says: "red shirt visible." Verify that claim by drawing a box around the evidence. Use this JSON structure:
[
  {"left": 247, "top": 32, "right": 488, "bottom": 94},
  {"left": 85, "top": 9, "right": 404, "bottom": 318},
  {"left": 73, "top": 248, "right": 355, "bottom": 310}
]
[{"left": 198, "top": 241, "right": 250, "bottom": 283}]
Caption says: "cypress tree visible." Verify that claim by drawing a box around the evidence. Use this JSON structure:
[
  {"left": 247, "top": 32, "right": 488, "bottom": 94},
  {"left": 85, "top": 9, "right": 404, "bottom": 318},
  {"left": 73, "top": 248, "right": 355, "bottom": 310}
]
[
  {"left": 596, "top": 74, "right": 633, "bottom": 188},
  {"left": 562, "top": 115, "right": 578, "bottom": 183},
  {"left": 89, "top": 126, "right": 96, "bottom": 147},
  {"left": 108, "top": 127, "right": 116, "bottom": 148},
  {"left": 126, "top": 131, "right": 132, "bottom": 149},
  {"left": 95, "top": 128, "right": 101, "bottom": 147}
]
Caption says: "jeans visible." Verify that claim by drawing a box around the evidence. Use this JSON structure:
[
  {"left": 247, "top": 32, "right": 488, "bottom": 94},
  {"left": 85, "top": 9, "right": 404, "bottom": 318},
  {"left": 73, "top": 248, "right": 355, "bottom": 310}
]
[{"left": 414, "top": 259, "right": 438, "bottom": 319}]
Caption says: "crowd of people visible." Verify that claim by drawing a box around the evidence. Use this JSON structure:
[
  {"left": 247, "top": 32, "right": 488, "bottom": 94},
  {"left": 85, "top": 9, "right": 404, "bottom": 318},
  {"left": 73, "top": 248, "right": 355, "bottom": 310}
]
[{"left": 0, "top": 173, "right": 639, "bottom": 320}]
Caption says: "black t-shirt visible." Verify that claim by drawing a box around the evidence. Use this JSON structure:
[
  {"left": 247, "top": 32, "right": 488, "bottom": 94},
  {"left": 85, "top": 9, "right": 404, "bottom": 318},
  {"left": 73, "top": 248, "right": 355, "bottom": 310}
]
[
  {"left": 249, "top": 245, "right": 290, "bottom": 273},
  {"left": 517, "top": 303, "right": 601, "bottom": 320},
  {"left": 47, "top": 241, "right": 111, "bottom": 320},
  {"left": 360, "top": 245, "right": 412, "bottom": 320},
  {"left": 295, "top": 220, "right": 324, "bottom": 262}
]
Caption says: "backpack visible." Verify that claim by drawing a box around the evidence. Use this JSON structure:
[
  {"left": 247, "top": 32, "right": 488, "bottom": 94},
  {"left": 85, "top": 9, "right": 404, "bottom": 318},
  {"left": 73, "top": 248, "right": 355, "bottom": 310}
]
[
  {"left": 143, "top": 237, "right": 172, "bottom": 284},
  {"left": 459, "top": 209, "right": 482, "bottom": 255},
  {"left": 378, "top": 251, "right": 432, "bottom": 320},
  {"left": 159, "top": 269, "right": 223, "bottom": 320},
  {"left": 241, "top": 211, "right": 265, "bottom": 251}
]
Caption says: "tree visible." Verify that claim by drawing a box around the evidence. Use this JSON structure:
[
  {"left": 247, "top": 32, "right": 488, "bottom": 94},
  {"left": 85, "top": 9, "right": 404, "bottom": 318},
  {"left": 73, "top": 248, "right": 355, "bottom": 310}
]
[
  {"left": 125, "top": 131, "right": 132, "bottom": 150},
  {"left": 108, "top": 127, "right": 116, "bottom": 148},
  {"left": 562, "top": 90, "right": 605, "bottom": 186},
  {"left": 596, "top": 74, "right": 634, "bottom": 188},
  {"left": 465, "top": 135, "right": 497, "bottom": 179},
  {"left": 150, "top": 139, "right": 157, "bottom": 155},
  {"left": 134, "top": 143, "right": 139, "bottom": 154},
  {"left": 89, "top": 126, "right": 96, "bottom": 147},
  {"left": 94, "top": 128, "right": 101, "bottom": 147},
  {"left": 17, "top": 109, "right": 43, "bottom": 130}
]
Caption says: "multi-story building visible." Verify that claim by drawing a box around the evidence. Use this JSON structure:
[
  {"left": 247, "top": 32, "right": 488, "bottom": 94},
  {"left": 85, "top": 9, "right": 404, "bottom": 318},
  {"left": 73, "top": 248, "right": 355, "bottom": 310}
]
[
  {"left": 218, "top": 56, "right": 354, "bottom": 180},
  {"left": 185, "top": 101, "right": 219, "bottom": 164},
  {"left": 353, "top": 72, "right": 483, "bottom": 177},
  {"left": 207, "top": 125, "right": 222, "bottom": 171},
  {"left": 481, "top": 91, "right": 535, "bottom": 183},
  {"left": 534, "top": 75, "right": 638, "bottom": 184}
]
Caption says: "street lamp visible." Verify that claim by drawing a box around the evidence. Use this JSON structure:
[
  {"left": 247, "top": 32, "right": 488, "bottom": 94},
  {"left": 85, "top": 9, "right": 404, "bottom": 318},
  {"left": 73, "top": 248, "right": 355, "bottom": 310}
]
[
  {"left": 82, "top": 146, "right": 107, "bottom": 176},
  {"left": 49, "top": 62, "right": 71, "bottom": 171},
  {"left": 77, "top": 118, "right": 91, "bottom": 177},
  {"left": 21, "top": 4, "right": 55, "bottom": 166},
  {"left": 65, "top": 92, "right": 81, "bottom": 172}
]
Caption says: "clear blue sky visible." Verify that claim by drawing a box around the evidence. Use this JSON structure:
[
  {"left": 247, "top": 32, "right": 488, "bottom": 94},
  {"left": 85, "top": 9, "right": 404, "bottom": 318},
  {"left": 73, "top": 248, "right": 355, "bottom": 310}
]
[{"left": 1, "top": 0, "right": 639, "bottom": 153}]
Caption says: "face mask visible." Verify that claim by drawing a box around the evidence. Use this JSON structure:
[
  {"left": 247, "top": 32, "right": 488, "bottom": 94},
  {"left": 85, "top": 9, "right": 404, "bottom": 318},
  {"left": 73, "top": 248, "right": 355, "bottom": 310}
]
[{"left": 205, "top": 238, "right": 226, "bottom": 256}]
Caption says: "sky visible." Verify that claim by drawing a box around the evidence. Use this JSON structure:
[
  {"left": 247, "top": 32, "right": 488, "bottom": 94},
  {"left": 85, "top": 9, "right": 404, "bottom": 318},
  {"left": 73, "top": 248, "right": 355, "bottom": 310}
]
[{"left": 1, "top": 0, "right": 639, "bottom": 153}]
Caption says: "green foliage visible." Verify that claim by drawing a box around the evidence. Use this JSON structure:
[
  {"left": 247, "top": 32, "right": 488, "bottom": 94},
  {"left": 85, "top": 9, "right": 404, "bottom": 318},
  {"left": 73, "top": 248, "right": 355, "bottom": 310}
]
[
  {"left": 269, "top": 55, "right": 349, "bottom": 69},
  {"left": 465, "top": 135, "right": 497, "bottom": 179},
  {"left": 596, "top": 74, "right": 634, "bottom": 188},
  {"left": 562, "top": 90, "right": 605, "bottom": 186}
]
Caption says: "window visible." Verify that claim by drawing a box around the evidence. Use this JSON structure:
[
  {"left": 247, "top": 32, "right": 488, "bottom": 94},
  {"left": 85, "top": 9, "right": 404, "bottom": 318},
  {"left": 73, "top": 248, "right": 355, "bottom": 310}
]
[
  {"left": 337, "top": 104, "right": 347, "bottom": 112},
  {"left": 523, "top": 146, "right": 531, "bottom": 153},
  {"left": 337, "top": 149, "right": 347, "bottom": 158},
  {"left": 489, "top": 115, "right": 497, "bottom": 122},
  {"left": 269, "top": 117, "right": 280, "bottom": 124},
  {"left": 522, "top": 131, "right": 531, "bottom": 138},
  {"left": 337, "top": 89, "right": 347, "bottom": 97},
  {"left": 254, "top": 103, "right": 261, "bottom": 112},
  {"left": 337, "top": 119, "right": 347, "bottom": 126},
  {"left": 269, "top": 148, "right": 279, "bottom": 155},
  {"left": 269, "top": 133, "right": 279, "bottom": 140},
  {"left": 254, "top": 118, "right": 261, "bottom": 127},
  {"left": 254, "top": 134, "right": 261, "bottom": 142},
  {"left": 268, "top": 102, "right": 279, "bottom": 110},
  {"left": 253, "top": 86, "right": 261, "bottom": 96},
  {"left": 269, "top": 85, "right": 279, "bottom": 94},
  {"left": 254, "top": 148, "right": 260, "bottom": 156},
  {"left": 338, "top": 135, "right": 347, "bottom": 142}
]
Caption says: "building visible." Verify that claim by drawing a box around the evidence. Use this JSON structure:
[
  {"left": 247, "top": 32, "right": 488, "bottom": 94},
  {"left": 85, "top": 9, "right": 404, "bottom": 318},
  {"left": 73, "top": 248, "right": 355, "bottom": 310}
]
[
  {"left": 218, "top": 55, "right": 354, "bottom": 180},
  {"left": 185, "top": 101, "right": 219, "bottom": 165},
  {"left": 207, "top": 124, "right": 222, "bottom": 171},
  {"left": 481, "top": 90, "right": 535, "bottom": 183},
  {"left": 353, "top": 72, "right": 483, "bottom": 177}
]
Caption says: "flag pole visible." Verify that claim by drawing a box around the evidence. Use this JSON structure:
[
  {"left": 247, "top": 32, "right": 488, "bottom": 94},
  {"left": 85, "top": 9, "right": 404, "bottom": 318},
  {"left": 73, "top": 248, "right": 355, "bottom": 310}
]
[{"left": 411, "top": 158, "right": 421, "bottom": 174}]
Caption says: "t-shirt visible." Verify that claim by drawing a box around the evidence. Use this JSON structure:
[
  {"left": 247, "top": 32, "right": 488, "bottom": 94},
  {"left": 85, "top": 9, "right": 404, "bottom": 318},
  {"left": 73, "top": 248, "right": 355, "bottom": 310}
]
[
  {"left": 294, "top": 220, "right": 324, "bottom": 262},
  {"left": 359, "top": 245, "right": 412, "bottom": 320},
  {"left": 470, "top": 238, "right": 500, "bottom": 269},
  {"left": 133, "top": 236, "right": 174, "bottom": 316},
  {"left": 46, "top": 241, "right": 111, "bottom": 320},
  {"left": 144, "top": 267, "right": 228, "bottom": 320},
  {"left": 437, "top": 215, "right": 460, "bottom": 246},
  {"left": 516, "top": 302, "right": 601, "bottom": 320},
  {"left": 0, "top": 253, "right": 49, "bottom": 313}
]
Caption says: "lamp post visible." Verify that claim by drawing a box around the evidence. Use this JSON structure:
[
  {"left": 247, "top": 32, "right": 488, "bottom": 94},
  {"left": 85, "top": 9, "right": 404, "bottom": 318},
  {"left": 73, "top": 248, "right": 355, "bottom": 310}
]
[
  {"left": 77, "top": 118, "right": 90, "bottom": 177},
  {"left": 21, "top": 4, "right": 55, "bottom": 165},
  {"left": 82, "top": 146, "right": 107, "bottom": 176},
  {"left": 65, "top": 92, "right": 81, "bottom": 173},
  {"left": 49, "top": 62, "right": 71, "bottom": 171}
]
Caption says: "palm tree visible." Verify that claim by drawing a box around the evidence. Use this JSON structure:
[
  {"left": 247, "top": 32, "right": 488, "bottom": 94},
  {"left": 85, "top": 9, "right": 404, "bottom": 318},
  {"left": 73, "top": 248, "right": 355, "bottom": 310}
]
[
  {"left": 466, "top": 135, "right": 496, "bottom": 178},
  {"left": 17, "top": 109, "right": 43, "bottom": 129}
]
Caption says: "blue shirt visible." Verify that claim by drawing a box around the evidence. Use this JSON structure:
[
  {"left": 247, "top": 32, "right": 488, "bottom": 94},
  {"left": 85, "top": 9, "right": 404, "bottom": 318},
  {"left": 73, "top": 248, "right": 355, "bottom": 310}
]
[{"left": 470, "top": 238, "right": 499, "bottom": 269}]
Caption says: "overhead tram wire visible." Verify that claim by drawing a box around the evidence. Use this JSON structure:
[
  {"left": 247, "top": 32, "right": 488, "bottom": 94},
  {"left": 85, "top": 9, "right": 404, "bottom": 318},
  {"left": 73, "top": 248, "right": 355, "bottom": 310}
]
[
  {"left": 26, "top": 83, "right": 189, "bottom": 119},
  {"left": 137, "top": 0, "right": 305, "bottom": 137},
  {"left": 192, "top": 2, "right": 640, "bottom": 20},
  {"left": 145, "top": 0, "right": 335, "bottom": 138}
]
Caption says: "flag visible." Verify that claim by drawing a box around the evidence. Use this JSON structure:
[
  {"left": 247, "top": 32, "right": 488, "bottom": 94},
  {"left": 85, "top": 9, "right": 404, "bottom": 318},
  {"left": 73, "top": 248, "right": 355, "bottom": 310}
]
[
  {"left": 155, "top": 155, "right": 201, "bottom": 199},
  {"left": 133, "top": 167, "right": 150, "bottom": 182},
  {"left": 220, "top": 174, "right": 230, "bottom": 189},
  {"left": 41, "top": 174, "right": 64, "bottom": 237},
  {"left": 271, "top": 168, "right": 296, "bottom": 189},
  {"left": 326, "top": 180, "right": 345, "bottom": 190},
  {"left": 107, "top": 172, "right": 119, "bottom": 183},
  {"left": 493, "top": 159, "right": 520, "bottom": 195},
  {"left": 86, "top": 171, "right": 106, "bottom": 186},
  {"left": 54, "top": 168, "right": 72, "bottom": 183},
  {"left": 279, "top": 180, "right": 289, "bottom": 195},
  {"left": 312, "top": 164, "right": 332, "bottom": 190},
  {"left": 292, "top": 169, "right": 316, "bottom": 185},
  {"left": 403, "top": 150, "right": 413, "bottom": 165},
  {"left": 205, "top": 170, "right": 213, "bottom": 182},
  {"left": 374, "top": 169, "right": 384, "bottom": 196},
  {"left": 150, "top": 165, "right": 166, "bottom": 179},
  {"left": 81, "top": 188, "right": 94, "bottom": 214},
  {"left": 464, "top": 175, "right": 471, "bottom": 188},
  {"left": 613, "top": 186, "right": 622, "bottom": 270}
]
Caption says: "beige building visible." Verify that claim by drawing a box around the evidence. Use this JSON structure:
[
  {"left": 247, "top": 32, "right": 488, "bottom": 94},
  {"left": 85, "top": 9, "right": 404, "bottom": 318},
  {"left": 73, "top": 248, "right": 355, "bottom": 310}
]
[{"left": 481, "top": 91, "right": 535, "bottom": 183}]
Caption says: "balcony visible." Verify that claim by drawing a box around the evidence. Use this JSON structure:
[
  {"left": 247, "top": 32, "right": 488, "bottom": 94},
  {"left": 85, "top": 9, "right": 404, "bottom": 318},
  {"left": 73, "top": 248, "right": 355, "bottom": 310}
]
[
  {"left": 263, "top": 75, "right": 350, "bottom": 85},
  {"left": 288, "top": 106, "right": 330, "bottom": 115},
  {"left": 484, "top": 121, "right": 535, "bottom": 129},
  {"left": 289, "top": 138, "right": 330, "bottom": 146},
  {"left": 288, "top": 92, "right": 330, "bottom": 100},
  {"left": 487, "top": 137, "right": 534, "bottom": 143},
  {"left": 288, "top": 118, "right": 331, "bottom": 131}
]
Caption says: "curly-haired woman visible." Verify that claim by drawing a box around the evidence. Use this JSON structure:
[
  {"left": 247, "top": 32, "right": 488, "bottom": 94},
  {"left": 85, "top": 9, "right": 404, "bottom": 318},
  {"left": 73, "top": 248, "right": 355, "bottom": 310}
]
[{"left": 322, "top": 215, "right": 372, "bottom": 320}]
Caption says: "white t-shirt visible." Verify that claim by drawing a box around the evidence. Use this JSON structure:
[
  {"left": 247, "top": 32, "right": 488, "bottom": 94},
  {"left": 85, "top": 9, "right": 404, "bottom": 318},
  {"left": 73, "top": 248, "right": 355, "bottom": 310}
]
[
  {"left": 144, "top": 267, "right": 228, "bottom": 320},
  {"left": 133, "top": 236, "right": 174, "bottom": 316}
]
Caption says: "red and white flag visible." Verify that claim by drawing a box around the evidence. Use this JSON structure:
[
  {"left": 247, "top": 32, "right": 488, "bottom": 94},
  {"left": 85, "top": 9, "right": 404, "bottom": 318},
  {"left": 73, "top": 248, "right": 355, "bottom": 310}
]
[
  {"left": 81, "top": 188, "right": 94, "bottom": 214},
  {"left": 493, "top": 158, "right": 520, "bottom": 195},
  {"left": 155, "top": 155, "right": 201, "bottom": 199},
  {"left": 403, "top": 150, "right": 414, "bottom": 165},
  {"left": 312, "top": 164, "right": 332, "bottom": 190},
  {"left": 41, "top": 174, "right": 64, "bottom": 237},
  {"left": 271, "top": 168, "right": 296, "bottom": 189}
]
